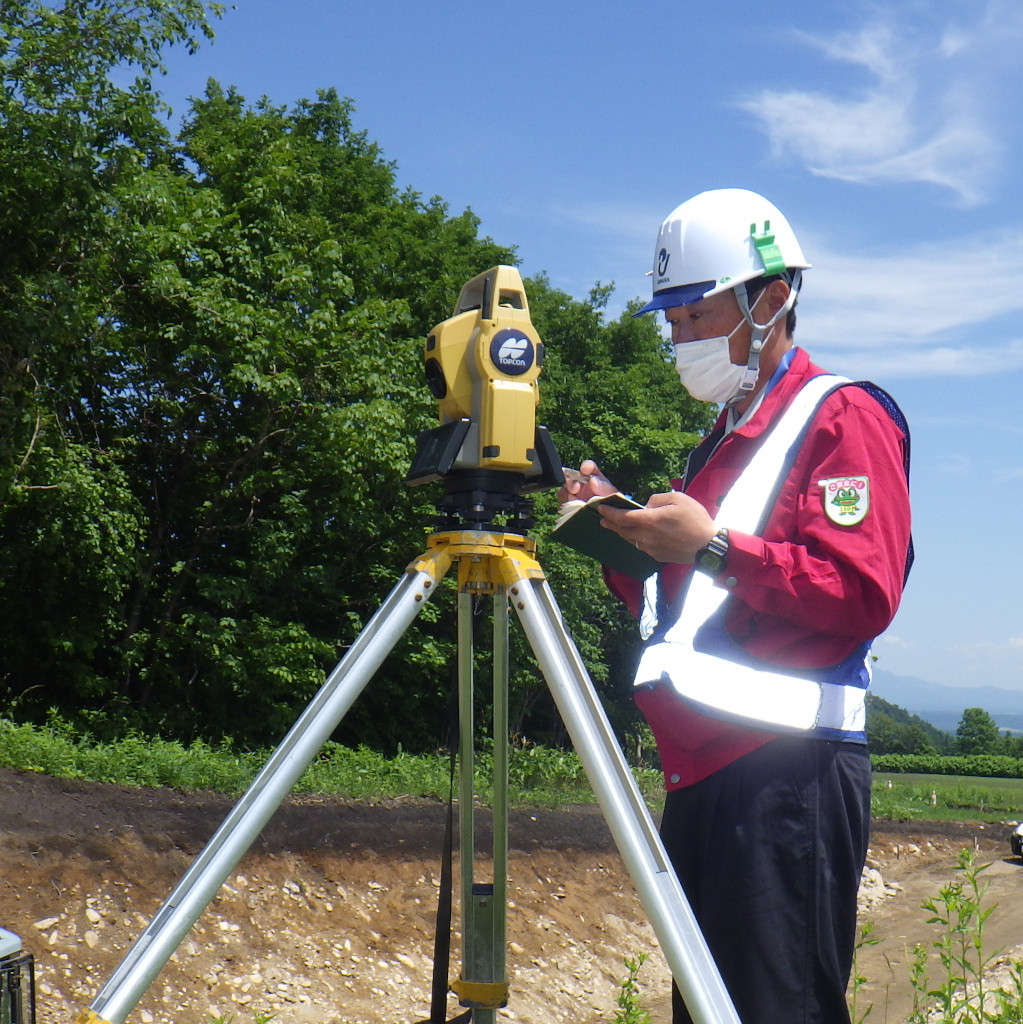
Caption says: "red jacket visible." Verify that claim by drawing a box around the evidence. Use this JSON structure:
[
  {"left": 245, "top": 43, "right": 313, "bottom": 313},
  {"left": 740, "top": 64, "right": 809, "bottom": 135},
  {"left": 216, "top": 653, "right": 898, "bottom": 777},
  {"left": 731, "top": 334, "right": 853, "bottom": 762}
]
[{"left": 606, "top": 348, "right": 911, "bottom": 788}]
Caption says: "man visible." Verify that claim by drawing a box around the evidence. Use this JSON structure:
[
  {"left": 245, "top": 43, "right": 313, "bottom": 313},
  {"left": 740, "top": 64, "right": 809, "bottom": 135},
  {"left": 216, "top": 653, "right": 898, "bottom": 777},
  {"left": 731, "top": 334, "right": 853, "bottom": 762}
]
[{"left": 562, "top": 188, "right": 912, "bottom": 1024}]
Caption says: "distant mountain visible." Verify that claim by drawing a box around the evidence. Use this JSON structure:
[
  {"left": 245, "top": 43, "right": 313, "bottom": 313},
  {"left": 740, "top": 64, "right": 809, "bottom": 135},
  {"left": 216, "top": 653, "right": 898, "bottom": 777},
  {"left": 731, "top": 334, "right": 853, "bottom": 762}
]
[{"left": 872, "top": 669, "right": 1023, "bottom": 734}]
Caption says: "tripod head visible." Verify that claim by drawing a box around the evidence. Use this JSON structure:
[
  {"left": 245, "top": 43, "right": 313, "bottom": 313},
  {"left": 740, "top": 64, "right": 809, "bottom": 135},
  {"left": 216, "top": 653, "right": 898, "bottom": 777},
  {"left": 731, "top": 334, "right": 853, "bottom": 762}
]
[{"left": 405, "top": 266, "right": 564, "bottom": 531}]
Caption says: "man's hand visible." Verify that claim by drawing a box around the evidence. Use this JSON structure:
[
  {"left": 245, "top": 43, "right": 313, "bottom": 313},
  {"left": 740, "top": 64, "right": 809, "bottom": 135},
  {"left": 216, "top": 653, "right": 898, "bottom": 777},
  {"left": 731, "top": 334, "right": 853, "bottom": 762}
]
[
  {"left": 598, "top": 490, "right": 716, "bottom": 564},
  {"left": 557, "top": 459, "right": 617, "bottom": 505}
]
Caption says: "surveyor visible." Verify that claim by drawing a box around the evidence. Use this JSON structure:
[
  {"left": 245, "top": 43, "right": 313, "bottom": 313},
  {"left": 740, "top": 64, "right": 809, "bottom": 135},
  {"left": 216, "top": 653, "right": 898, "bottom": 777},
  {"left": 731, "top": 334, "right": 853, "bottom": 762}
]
[{"left": 562, "top": 188, "right": 912, "bottom": 1024}]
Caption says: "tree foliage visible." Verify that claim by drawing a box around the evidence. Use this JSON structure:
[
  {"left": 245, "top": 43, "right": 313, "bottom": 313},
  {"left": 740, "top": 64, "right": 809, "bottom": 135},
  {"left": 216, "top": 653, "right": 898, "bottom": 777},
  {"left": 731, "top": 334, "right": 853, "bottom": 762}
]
[
  {"left": 954, "top": 707, "right": 1001, "bottom": 756},
  {"left": 0, "top": 1, "right": 711, "bottom": 753},
  {"left": 865, "top": 693, "right": 949, "bottom": 755},
  {"left": 866, "top": 697, "right": 1023, "bottom": 760},
  {"left": 1, "top": 0, "right": 225, "bottom": 721}
]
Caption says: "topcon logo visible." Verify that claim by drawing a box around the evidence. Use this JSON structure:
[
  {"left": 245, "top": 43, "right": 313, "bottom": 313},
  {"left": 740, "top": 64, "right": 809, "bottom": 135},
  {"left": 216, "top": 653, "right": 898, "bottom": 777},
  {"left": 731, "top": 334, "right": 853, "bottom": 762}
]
[
  {"left": 490, "top": 328, "right": 533, "bottom": 376},
  {"left": 499, "top": 336, "right": 528, "bottom": 364}
]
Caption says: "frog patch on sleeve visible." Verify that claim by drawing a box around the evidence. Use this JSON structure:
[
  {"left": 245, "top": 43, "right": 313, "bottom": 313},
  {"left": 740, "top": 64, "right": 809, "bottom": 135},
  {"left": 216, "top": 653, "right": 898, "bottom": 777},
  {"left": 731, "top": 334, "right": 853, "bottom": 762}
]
[{"left": 818, "top": 475, "right": 870, "bottom": 525}]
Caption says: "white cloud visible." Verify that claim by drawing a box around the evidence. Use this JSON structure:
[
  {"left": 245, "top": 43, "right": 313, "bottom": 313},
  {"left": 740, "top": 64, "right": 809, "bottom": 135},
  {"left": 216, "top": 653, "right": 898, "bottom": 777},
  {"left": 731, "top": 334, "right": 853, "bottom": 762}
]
[
  {"left": 745, "top": 25, "right": 915, "bottom": 163},
  {"left": 876, "top": 634, "right": 915, "bottom": 650},
  {"left": 936, "top": 453, "right": 972, "bottom": 476},
  {"left": 739, "top": 5, "right": 1019, "bottom": 204},
  {"left": 817, "top": 341, "right": 1023, "bottom": 381},
  {"left": 794, "top": 228, "right": 1023, "bottom": 378},
  {"left": 952, "top": 638, "right": 1023, "bottom": 667}
]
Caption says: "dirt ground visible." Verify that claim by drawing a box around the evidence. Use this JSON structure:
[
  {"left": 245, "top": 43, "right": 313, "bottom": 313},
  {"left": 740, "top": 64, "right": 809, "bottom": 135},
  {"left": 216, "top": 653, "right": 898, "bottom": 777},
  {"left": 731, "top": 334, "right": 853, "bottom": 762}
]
[{"left": 0, "top": 767, "right": 1021, "bottom": 1024}]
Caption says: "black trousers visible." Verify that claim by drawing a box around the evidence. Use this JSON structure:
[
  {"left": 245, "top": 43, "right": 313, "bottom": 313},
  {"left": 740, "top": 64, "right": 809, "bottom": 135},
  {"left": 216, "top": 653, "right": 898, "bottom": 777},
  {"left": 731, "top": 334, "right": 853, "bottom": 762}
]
[{"left": 660, "top": 737, "right": 871, "bottom": 1024}]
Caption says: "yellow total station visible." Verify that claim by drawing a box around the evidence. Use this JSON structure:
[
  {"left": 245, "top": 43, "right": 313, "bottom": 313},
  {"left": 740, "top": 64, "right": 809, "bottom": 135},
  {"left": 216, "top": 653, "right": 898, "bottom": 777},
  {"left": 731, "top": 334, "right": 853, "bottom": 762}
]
[{"left": 423, "top": 265, "right": 543, "bottom": 476}]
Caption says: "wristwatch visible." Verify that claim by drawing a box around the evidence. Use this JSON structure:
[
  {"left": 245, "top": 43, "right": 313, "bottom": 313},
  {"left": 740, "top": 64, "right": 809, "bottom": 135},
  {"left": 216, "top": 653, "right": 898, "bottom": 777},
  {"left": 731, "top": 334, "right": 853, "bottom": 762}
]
[{"left": 694, "top": 528, "right": 729, "bottom": 575}]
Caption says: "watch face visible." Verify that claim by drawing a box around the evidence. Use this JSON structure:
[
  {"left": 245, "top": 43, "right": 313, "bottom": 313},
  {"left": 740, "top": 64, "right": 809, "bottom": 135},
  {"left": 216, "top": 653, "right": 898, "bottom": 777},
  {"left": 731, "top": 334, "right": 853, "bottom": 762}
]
[
  {"left": 698, "top": 550, "right": 724, "bottom": 572},
  {"left": 696, "top": 531, "right": 728, "bottom": 573}
]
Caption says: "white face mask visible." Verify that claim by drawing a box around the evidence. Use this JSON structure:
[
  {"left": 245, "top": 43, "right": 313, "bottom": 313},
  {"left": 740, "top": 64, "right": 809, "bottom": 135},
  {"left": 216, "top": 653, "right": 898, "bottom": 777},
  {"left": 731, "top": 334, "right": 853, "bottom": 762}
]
[
  {"left": 672, "top": 288, "right": 778, "bottom": 404},
  {"left": 672, "top": 317, "right": 749, "bottom": 403}
]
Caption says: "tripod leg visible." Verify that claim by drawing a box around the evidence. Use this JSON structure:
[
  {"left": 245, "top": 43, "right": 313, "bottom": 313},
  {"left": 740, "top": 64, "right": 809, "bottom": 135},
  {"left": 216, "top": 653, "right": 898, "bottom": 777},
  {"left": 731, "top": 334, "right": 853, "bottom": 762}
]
[
  {"left": 78, "top": 565, "right": 446, "bottom": 1024},
  {"left": 491, "top": 593, "right": 508, "bottom": 949},
  {"left": 457, "top": 593, "right": 476, "bottom": 929},
  {"left": 508, "top": 576, "right": 741, "bottom": 1024},
  {"left": 453, "top": 594, "right": 508, "bottom": 1023}
]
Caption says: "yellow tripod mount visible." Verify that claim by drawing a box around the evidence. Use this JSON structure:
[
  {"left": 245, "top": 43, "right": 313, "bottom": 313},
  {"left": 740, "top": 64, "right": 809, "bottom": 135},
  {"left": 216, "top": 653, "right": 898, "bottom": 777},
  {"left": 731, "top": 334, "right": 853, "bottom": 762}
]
[{"left": 407, "top": 530, "right": 545, "bottom": 595}]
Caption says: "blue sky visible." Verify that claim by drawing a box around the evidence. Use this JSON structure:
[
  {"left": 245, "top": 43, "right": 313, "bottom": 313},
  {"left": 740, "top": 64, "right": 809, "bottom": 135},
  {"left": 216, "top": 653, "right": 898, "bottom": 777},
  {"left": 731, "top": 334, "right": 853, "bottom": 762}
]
[{"left": 150, "top": 0, "right": 1023, "bottom": 696}]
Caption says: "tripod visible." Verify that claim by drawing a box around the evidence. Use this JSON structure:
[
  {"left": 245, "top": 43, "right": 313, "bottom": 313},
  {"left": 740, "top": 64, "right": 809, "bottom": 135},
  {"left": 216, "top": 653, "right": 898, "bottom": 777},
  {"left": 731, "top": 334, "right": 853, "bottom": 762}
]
[{"left": 74, "top": 522, "right": 739, "bottom": 1024}]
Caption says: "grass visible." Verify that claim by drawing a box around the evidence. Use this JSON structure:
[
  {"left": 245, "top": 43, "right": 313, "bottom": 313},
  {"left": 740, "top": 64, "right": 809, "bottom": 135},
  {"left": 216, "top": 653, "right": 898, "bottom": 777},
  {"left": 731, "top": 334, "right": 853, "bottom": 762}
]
[
  {"left": 612, "top": 953, "right": 654, "bottom": 1024},
  {"left": 0, "top": 714, "right": 665, "bottom": 808},
  {"left": 4, "top": 716, "right": 1023, "bottom": 821},
  {"left": 897, "top": 850, "right": 1023, "bottom": 1023},
  {"left": 851, "top": 850, "right": 1023, "bottom": 1023},
  {"left": 873, "top": 773, "right": 1023, "bottom": 822}
]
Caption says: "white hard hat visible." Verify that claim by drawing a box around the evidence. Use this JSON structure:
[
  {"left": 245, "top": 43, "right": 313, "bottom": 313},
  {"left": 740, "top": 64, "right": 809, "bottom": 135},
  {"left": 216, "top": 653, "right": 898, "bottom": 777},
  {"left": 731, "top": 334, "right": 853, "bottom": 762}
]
[{"left": 636, "top": 188, "right": 810, "bottom": 316}]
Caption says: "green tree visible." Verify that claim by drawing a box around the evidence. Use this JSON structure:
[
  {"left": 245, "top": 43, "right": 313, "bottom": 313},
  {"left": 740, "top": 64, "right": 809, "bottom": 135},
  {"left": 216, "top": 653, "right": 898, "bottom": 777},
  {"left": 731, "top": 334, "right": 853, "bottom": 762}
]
[
  {"left": 0, "top": 2, "right": 511, "bottom": 747},
  {"left": 0, "top": 0, "right": 223, "bottom": 715},
  {"left": 955, "top": 707, "right": 1000, "bottom": 755},
  {"left": 866, "top": 715, "right": 936, "bottom": 755},
  {"left": 865, "top": 693, "right": 946, "bottom": 755},
  {"left": 0, "top": 1, "right": 713, "bottom": 756},
  {"left": 99, "top": 83, "right": 517, "bottom": 746}
]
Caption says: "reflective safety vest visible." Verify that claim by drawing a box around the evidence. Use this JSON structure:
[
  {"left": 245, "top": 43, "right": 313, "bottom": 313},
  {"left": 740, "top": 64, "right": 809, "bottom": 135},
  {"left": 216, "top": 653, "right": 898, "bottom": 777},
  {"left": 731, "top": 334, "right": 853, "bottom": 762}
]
[{"left": 634, "top": 373, "right": 873, "bottom": 740}]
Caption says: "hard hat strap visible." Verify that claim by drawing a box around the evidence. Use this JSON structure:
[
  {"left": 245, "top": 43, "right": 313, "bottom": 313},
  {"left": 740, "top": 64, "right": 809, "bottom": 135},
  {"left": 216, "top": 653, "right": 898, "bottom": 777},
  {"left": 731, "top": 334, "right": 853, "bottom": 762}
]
[{"left": 727, "top": 270, "right": 802, "bottom": 406}]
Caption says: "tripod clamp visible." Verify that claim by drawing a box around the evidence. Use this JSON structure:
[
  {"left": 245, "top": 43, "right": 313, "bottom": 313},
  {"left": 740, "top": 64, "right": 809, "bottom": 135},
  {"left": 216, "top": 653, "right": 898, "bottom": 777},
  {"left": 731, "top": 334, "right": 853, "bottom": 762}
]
[{"left": 407, "top": 530, "right": 544, "bottom": 594}]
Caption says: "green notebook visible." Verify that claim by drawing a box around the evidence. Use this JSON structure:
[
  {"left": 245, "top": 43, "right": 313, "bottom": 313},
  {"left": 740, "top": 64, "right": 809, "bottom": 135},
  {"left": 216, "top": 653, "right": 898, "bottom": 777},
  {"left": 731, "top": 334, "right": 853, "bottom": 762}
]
[{"left": 550, "top": 493, "right": 664, "bottom": 580}]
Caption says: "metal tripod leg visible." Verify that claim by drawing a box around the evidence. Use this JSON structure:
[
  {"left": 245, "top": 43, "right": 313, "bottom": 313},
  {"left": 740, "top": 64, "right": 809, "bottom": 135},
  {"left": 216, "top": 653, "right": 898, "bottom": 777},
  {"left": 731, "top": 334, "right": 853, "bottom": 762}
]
[
  {"left": 508, "top": 574, "right": 741, "bottom": 1024},
  {"left": 76, "top": 563, "right": 448, "bottom": 1024},
  {"left": 452, "top": 593, "right": 509, "bottom": 1023}
]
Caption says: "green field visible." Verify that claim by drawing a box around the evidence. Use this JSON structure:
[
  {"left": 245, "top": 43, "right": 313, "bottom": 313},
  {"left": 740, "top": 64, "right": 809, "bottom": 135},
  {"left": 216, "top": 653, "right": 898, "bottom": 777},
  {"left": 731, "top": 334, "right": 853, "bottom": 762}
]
[
  {"left": 873, "top": 772, "right": 1023, "bottom": 822},
  {"left": 7, "top": 716, "right": 1023, "bottom": 825}
]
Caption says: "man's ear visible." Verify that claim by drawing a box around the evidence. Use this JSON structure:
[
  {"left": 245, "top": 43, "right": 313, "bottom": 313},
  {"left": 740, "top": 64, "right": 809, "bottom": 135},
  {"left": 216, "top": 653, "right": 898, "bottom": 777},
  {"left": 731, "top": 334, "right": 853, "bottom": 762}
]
[{"left": 765, "top": 278, "right": 791, "bottom": 318}]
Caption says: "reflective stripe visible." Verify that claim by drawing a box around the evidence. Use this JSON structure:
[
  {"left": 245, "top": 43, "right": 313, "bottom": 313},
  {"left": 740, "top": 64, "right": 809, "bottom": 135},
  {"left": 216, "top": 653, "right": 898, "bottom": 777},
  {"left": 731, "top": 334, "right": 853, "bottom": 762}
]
[
  {"left": 639, "top": 575, "right": 658, "bottom": 640},
  {"left": 635, "top": 642, "right": 826, "bottom": 731},
  {"left": 818, "top": 673, "right": 869, "bottom": 734},
  {"left": 634, "top": 373, "right": 870, "bottom": 735}
]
